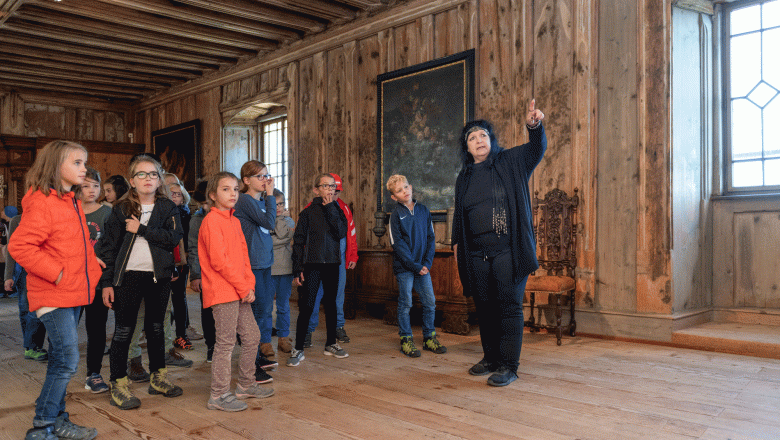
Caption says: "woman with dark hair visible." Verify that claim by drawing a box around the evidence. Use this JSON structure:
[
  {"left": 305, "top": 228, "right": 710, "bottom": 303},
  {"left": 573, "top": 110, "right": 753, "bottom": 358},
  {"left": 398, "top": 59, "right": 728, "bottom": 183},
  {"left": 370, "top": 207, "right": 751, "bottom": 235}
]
[{"left": 452, "top": 100, "right": 546, "bottom": 387}]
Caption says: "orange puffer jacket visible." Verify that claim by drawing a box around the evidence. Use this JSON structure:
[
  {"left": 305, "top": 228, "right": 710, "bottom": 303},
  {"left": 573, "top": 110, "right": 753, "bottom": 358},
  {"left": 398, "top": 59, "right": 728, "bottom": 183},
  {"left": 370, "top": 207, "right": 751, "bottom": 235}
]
[{"left": 8, "top": 188, "right": 103, "bottom": 312}]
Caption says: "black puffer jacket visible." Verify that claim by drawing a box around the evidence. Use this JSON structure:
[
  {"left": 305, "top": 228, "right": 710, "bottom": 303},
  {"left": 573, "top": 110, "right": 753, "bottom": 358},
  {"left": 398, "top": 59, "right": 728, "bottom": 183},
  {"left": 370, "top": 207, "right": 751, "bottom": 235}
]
[
  {"left": 291, "top": 197, "right": 347, "bottom": 278},
  {"left": 97, "top": 197, "right": 183, "bottom": 288}
]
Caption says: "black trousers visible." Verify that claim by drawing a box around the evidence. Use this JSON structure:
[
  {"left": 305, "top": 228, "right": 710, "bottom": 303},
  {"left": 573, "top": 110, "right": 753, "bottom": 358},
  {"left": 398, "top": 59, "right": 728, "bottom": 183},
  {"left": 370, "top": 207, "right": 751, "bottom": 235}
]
[
  {"left": 109, "top": 271, "right": 171, "bottom": 381},
  {"left": 170, "top": 265, "right": 190, "bottom": 337},
  {"left": 294, "top": 263, "right": 339, "bottom": 350},
  {"left": 469, "top": 249, "right": 527, "bottom": 373},
  {"left": 84, "top": 288, "right": 109, "bottom": 376},
  {"left": 199, "top": 290, "right": 215, "bottom": 349}
]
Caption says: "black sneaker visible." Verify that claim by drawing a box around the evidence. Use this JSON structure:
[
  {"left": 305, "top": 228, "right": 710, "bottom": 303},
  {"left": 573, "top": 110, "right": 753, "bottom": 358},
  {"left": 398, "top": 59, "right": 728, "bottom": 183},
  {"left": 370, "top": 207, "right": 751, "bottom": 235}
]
[
  {"left": 53, "top": 414, "right": 97, "bottom": 440},
  {"left": 255, "top": 368, "right": 273, "bottom": 384},
  {"left": 487, "top": 367, "right": 518, "bottom": 387},
  {"left": 303, "top": 332, "right": 312, "bottom": 348},
  {"left": 468, "top": 358, "right": 497, "bottom": 376},
  {"left": 206, "top": 346, "right": 214, "bottom": 363},
  {"left": 335, "top": 327, "right": 350, "bottom": 343},
  {"left": 256, "top": 355, "right": 278, "bottom": 371},
  {"left": 165, "top": 348, "right": 193, "bottom": 368}
]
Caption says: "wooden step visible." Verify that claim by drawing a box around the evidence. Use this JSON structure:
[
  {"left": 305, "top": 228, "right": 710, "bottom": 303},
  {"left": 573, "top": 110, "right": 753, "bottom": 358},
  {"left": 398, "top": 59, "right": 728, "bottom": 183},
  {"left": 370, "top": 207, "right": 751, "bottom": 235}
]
[{"left": 672, "top": 322, "right": 780, "bottom": 360}]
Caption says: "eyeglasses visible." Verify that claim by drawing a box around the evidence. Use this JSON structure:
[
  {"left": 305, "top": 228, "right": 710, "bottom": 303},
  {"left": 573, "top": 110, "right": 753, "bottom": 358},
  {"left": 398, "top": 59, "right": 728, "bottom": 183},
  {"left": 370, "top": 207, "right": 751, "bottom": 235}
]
[
  {"left": 276, "top": 202, "right": 285, "bottom": 207},
  {"left": 252, "top": 174, "right": 272, "bottom": 180},
  {"left": 133, "top": 171, "right": 160, "bottom": 180},
  {"left": 318, "top": 184, "right": 337, "bottom": 189},
  {"left": 170, "top": 192, "right": 183, "bottom": 197}
]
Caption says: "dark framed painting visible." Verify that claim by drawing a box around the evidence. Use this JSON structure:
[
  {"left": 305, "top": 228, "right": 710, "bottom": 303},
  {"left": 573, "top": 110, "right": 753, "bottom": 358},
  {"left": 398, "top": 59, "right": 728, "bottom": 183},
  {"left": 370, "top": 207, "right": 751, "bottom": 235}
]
[
  {"left": 152, "top": 119, "right": 201, "bottom": 191},
  {"left": 376, "top": 49, "right": 475, "bottom": 218}
]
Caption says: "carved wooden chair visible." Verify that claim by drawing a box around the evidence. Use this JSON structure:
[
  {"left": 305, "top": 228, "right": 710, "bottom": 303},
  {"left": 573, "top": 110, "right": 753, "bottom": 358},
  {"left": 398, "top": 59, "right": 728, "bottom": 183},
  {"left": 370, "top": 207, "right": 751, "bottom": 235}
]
[{"left": 524, "top": 188, "right": 579, "bottom": 345}]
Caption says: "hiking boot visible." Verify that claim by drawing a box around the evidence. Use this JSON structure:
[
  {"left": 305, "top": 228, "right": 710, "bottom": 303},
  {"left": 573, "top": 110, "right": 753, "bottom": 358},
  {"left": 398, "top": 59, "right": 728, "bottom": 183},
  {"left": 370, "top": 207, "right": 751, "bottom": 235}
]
[
  {"left": 255, "top": 368, "right": 273, "bottom": 384},
  {"left": 206, "top": 345, "right": 214, "bottom": 363},
  {"left": 174, "top": 336, "right": 193, "bottom": 350},
  {"left": 84, "top": 373, "right": 109, "bottom": 394},
  {"left": 53, "top": 414, "right": 97, "bottom": 440},
  {"left": 256, "top": 354, "right": 278, "bottom": 371},
  {"left": 127, "top": 355, "right": 150, "bottom": 382},
  {"left": 303, "top": 332, "right": 312, "bottom": 348},
  {"left": 235, "top": 383, "right": 275, "bottom": 399},
  {"left": 323, "top": 343, "right": 349, "bottom": 358},
  {"left": 277, "top": 336, "right": 292, "bottom": 353},
  {"left": 468, "top": 358, "right": 497, "bottom": 376},
  {"left": 109, "top": 377, "right": 141, "bottom": 410},
  {"left": 423, "top": 332, "right": 447, "bottom": 354},
  {"left": 25, "top": 347, "right": 48, "bottom": 362},
  {"left": 148, "top": 367, "right": 183, "bottom": 397},
  {"left": 24, "top": 426, "right": 56, "bottom": 440},
  {"left": 165, "top": 348, "right": 193, "bottom": 367},
  {"left": 335, "top": 327, "right": 350, "bottom": 343},
  {"left": 400, "top": 336, "right": 421, "bottom": 358},
  {"left": 287, "top": 348, "right": 304, "bottom": 367},
  {"left": 260, "top": 342, "right": 275, "bottom": 358},
  {"left": 186, "top": 326, "right": 203, "bottom": 341},
  {"left": 207, "top": 393, "right": 247, "bottom": 412},
  {"left": 487, "top": 367, "right": 519, "bottom": 387}
]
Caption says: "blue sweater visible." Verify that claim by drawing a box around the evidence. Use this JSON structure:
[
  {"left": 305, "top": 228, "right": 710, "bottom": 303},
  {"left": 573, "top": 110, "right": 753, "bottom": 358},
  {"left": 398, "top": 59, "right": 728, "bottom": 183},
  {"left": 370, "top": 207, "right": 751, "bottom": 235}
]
[
  {"left": 389, "top": 200, "right": 435, "bottom": 275},
  {"left": 234, "top": 192, "right": 276, "bottom": 270}
]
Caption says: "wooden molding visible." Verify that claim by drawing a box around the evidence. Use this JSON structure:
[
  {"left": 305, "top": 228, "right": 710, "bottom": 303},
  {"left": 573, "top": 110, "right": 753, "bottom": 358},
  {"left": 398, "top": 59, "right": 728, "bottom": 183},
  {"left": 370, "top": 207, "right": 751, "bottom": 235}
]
[
  {"left": 0, "top": 0, "right": 25, "bottom": 25},
  {"left": 672, "top": 0, "right": 714, "bottom": 15},
  {"left": 18, "top": 93, "right": 135, "bottom": 112}
]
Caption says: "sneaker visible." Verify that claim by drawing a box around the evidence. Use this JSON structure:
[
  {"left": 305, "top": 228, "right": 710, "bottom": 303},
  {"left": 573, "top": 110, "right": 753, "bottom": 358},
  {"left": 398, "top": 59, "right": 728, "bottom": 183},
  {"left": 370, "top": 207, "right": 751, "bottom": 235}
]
[
  {"left": 109, "top": 377, "right": 141, "bottom": 410},
  {"left": 84, "top": 373, "right": 109, "bottom": 394},
  {"left": 303, "top": 332, "right": 312, "bottom": 348},
  {"left": 335, "top": 327, "right": 350, "bottom": 343},
  {"left": 468, "top": 358, "right": 497, "bottom": 376},
  {"left": 277, "top": 336, "right": 292, "bottom": 353},
  {"left": 235, "top": 383, "right": 275, "bottom": 399},
  {"left": 148, "top": 367, "right": 183, "bottom": 397},
  {"left": 24, "top": 426, "right": 56, "bottom": 440},
  {"left": 260, "top": 342, "right": 275, "bottom": 358},
  {"left": 128, "top": 355, "right": 150, "bottom": 382},
  {"left": 254, "top": 368, "right": 273, "bottom": 384},
  {"left": 487, "top": 367, "right": 518, "bottom": 387},
  {"left": 25, "top": 347, "right": 48, "bottom": 362},
  {"left": 287, "top": 348, "right": 304, "bottom": 367},
  {"left": 400, "top": 336, "right": 421, "bottom": 358},
  {"left": 207, "top": 393, "right": 247, "bottom": 412},
  {"left": 53, "top": 414, "right": 97, "bottom": 440},
  {"left": 206, "top": 346, "right": 214, "bottom": 363},
  {"left": 186, "top": 326, "right": 204, "bottom": 341},
  {"left": 323, "top": 343, "right": 349, "bottom": 358},
  {"left": 423, "top": 332, "right": 447, "bottom": 354},
  {"left": 165, "top": 348, "right": 193, "bottom": 368},
  {"left": 256, "top": 355, "right": 278, "bottom": 371},
  {"left": 174, "top": 336, "right": 193, "bottom": 350}
]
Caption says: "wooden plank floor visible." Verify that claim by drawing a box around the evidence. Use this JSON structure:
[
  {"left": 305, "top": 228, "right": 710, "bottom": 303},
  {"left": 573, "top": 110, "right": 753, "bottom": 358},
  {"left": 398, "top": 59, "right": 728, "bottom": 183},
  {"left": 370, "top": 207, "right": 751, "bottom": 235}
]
[{"left": 1, "top": 295, "right": 779, "bottom": 440}]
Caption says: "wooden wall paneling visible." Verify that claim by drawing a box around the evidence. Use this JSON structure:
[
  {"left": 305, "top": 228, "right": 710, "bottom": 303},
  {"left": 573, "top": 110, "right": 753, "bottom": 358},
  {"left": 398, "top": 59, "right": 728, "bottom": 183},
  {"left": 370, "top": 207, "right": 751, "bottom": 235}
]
[
  {"left": 168, "top": 99, "right": 183, "bottom": 126},
  {"left": 156, "top": 105, "right": 166, "bottom": 132},
  {"left": 511, "top": 0, "right": 533, "bottom": 149},
  {"left": 24, "top": 104, "right": 65, "bottom": 138},
  {"left": 196, "top": 87, "right": 222, "bottom": 178},
  {"left": 64, "top": 108, "right": 76, "bottom": 140},
  {"left": 297, "top": 56, "right": 319, "bottom": 211},
  {"left": 326, "top": 46, "right": 347, "bottom": 180},
  {"left": 314, "top": 51, "right": 327, "bottom": 173},
  {"left": 88, "top": 151, "right": 133, "bottom": 182},
  {"left": 143, "top": 109, "right": 152, "bottom": 151},
  {"left": 636, "top": 0, "right": 672, "bottom": 313},
  {"left": 733, "top": 212, "right": 780, "bottom": 308},
  {"left": 419, "top": 15, "right": 435, "bottom": 64},
  {"left": 94, "top": 111, "right": 105, "bottom": 141},
  {"left": 357, "top": 35, "right": 380, "bottom": 248},
  {"left": 104, "top": 111, "right": 125, "bottom": 142},
  {"left": 150, "top": 107, "right": 161, "bottom": 133},
  {"left": 572, "top": 0, "right": 599, "bottom": 308},
  {"left": 183, "top": 95, "right": 197, "bottom": 123},
  {"left": 286, "top": 60, "right": 300, "bottom": 217},
  {"left": 343, "top": 41, "right": 359, "bottom": 245},
  {"left": 394, "top": 20, "right": 419, "bottom": 70},
  {"left": 596, "top": 0, "right": 639, "bottom": 312},
  {"left": 75, "top": 108, "right": 94, "bottom": 140},
  {"left": 0, "top": 92, "right": 25, "bottom": 135},
  {"left": 433, "top": 10, "right": 449, "bottom": 58},
  {"left": 476, "top": 0, "right": 513, "bottom": 138}
]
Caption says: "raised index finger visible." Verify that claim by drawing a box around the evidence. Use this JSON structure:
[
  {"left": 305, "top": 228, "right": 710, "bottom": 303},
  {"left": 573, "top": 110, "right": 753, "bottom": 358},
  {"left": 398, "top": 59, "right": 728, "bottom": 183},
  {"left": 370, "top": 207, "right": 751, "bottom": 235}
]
[{"left": 529, "top": 98, "right": 536, "bottom": 113}]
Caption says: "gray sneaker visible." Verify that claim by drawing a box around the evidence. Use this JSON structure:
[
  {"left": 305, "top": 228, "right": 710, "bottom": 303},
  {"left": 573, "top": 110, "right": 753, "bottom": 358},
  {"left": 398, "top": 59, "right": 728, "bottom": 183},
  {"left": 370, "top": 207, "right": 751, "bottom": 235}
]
[
  {"left": 324, "top": 343, "right": 349, "bottom": 358},
  {"left": 335, "top": 327, "right": 350, "bottom": 343},
  {"left": 207, "top": 393, "right": 247, "bottom": 412},
  {"left": 165, "top": 348, "right": 193, "bottom": 368},
  {"left": 287, "top": 348, "right": 305, "bottom": 367},
  {"left": 235, "top": 383, "right": 275, "bottom": 399},
  {"left": 53, "top": 414, "right": 97, "bottom": 440},
  {"left": 24, "top": 426, "right": 56, "bottom": 440}
]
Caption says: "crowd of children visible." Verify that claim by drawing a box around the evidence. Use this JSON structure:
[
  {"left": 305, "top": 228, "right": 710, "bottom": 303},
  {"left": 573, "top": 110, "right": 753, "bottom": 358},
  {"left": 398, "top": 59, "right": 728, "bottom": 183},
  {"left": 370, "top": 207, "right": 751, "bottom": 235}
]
[{"left": 5, "top": 141, "right": 452, "bottom": 440}]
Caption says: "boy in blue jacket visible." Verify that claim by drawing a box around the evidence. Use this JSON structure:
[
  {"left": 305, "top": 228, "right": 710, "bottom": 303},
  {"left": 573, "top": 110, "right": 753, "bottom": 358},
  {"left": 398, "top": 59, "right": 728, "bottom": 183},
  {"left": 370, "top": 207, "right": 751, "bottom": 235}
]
[{"left": 386, "top": 174, "right": 446, "bottom": 357}]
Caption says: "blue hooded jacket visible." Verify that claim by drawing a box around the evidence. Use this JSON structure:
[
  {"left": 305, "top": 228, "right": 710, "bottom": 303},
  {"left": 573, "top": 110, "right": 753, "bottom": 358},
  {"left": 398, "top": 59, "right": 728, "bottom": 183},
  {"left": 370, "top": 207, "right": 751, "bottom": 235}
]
[{"left": 234, "top": 192, "right": 276, "bottom": 270}]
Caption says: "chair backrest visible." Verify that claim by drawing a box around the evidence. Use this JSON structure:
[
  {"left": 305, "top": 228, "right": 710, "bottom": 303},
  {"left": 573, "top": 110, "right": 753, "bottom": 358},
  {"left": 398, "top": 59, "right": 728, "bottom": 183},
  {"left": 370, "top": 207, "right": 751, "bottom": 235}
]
[{"left": 532, "top": 188, "right": 579, "bottom": 278}]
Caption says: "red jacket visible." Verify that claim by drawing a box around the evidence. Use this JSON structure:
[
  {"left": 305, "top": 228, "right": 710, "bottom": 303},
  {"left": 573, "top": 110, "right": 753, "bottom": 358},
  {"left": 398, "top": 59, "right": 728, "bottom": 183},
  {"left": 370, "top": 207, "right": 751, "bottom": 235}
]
[
  {"left": 303, "top": 198, "right": 358, "bottom": 267},
  {"left": 8, "top": 188, "right": 102, "bottom": 312},
  {"left": 199, "top": 207, "right": 255, "bottom": 308}
]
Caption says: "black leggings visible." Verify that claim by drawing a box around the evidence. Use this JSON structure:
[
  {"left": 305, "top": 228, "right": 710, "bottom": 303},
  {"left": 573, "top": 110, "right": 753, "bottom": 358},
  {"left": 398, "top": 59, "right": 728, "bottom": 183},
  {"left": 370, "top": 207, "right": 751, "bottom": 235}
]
[
  {"left": 170, "top": 265, "right": 190, "bottom": 337},
  {"left": 199, "top": 291, "right": 215, "bottom": 349},
  {"left": 294, "top": 264, "right": 339, "bottom": 350},
  {"left": 469, "top": 249, "right": 527, "bottom": 373},
  {"left": 84, "top": 289, "right": 109, "bottom": 376},
  {"left": 109, "top": 271, "right": 171, "bottom": 381}
]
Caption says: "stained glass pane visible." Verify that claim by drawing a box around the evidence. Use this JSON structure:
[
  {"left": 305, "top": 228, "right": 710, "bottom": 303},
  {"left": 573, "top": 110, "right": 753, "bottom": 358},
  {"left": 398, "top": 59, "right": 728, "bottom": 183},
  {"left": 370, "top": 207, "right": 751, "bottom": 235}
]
[
  {"left": 764, "top": 159, "right": 780, "bottom": 185},
  {"left": 765, "top": 99, "right": 780, "bottom": 158},
  {"left": 764, "top": 28, "right": 780, "bottom": 88},
  {"left": 763, "top": 0, "right": 780, "bottom": 28},
  {"left": 732, "top": 3, "right": 762, "bottom": 35},
  {"left": 730, "top": 33, "right": 761, "bottom": 97},
  {"left": 733, "top": 161, "right": 764, "bottom": 187},
  {"left": 731, "top": 98, "right": 763, "bottom": 161}
]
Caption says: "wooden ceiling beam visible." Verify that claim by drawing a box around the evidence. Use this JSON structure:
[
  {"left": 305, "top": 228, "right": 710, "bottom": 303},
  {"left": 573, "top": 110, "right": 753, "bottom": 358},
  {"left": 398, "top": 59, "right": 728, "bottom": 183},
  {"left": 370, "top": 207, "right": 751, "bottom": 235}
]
[
  {"left": 254, "top": 0, "right": 356, "bottom": 20},
  {"left": 0, "top": 0, "right": 24, "bottom": 25},
  {"left": 171, "top": 0, "right": 325, "bottom": 32},
  {"left": 16, "top": 7, "right": 260, "bottom": 59},
  {"left": 91, "top": 0, "right": 301, "bottom": 41},
  {"left": 0, "top": 45, "right": 200, "bottom": 80},
  {"left": 26, "top": 0, "right": 277, "bottom": 49},
  {"left": 336, "top": 0, "right": 387, "bottom": 9},
  {"left": 3, "top": 21, "right": 236, "bottom": 66},
  {"left": 0, "top": 72, "right": 150, "bottom": 96},
  {"left": 0, "top": 65, "right": 167, "bottom": 91},
  {"left": 0, "top": 33, "right": 219, "bottom": 72},
  {"left": 0, "top": 77, "right": 145, "bottom": 100}
]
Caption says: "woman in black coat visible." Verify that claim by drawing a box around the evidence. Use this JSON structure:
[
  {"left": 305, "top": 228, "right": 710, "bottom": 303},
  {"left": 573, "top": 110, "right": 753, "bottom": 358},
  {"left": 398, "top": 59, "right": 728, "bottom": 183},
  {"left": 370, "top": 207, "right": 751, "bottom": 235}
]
[{"left": 452, "top": 100, "right": 546, "bottom": 387}]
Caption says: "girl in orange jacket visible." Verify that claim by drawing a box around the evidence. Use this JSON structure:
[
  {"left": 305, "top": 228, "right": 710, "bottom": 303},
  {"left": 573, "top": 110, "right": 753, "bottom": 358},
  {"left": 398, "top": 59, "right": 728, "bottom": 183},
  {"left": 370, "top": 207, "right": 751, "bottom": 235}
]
[{"left": 9, "top": 140, "right": 103, "bottom": 440}]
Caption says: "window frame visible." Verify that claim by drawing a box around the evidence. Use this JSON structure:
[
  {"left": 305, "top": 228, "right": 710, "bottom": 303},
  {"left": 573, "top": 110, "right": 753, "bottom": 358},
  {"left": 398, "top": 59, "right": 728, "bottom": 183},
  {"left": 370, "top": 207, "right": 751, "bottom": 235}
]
[{"left": 258, "top": 114, "right": 289, "bottom": 204}]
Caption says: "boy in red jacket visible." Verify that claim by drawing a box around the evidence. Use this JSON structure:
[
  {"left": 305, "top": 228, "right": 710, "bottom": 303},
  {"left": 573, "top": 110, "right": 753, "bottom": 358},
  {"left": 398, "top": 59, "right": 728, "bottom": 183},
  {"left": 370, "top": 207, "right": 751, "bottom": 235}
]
[{"left": 199, "top": 172, "right": 274, "bottom": 412}]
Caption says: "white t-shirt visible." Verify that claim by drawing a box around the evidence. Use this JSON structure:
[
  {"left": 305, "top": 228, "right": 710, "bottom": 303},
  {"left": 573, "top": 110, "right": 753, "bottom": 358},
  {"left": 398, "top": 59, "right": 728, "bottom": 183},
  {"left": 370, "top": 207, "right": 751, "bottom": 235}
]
[{"left": 125, "top": 204, "right": 155, "bottom": 272}]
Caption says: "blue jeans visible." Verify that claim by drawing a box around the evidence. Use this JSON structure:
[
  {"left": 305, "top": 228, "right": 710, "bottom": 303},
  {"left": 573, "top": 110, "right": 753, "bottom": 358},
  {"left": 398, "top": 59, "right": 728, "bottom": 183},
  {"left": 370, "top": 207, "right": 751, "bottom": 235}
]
[
  {"left": 34, "top": 307, "right": 81, "bottom": 427},
  {"left": 395, "top": 271, "right": 436, "bottom": 338},
  {"left": 250, "top": 267, "right": 274, "bottom": 344},
  {"left": 17, "top": 269, "right": 46, "bottom": 350},
  {"left": 308, "top": 237, "right": 346, "bottom": 332},
  {"left": 272, "top": 274, "right": 293, "bottom": 337}
]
